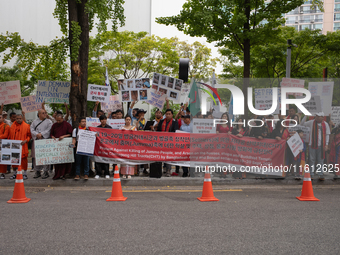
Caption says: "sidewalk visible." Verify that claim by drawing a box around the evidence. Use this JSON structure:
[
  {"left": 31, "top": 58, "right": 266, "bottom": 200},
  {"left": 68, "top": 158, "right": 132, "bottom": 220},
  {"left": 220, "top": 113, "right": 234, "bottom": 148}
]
[{"left": 0, "top": 163, "right": 339, "bottom": 187}]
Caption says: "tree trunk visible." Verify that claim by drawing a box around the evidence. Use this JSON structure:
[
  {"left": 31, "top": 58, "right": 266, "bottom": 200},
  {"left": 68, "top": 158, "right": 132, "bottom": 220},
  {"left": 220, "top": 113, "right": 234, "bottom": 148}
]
[{"left": 68, "top": 0, "right": 89, "bottom": 129}]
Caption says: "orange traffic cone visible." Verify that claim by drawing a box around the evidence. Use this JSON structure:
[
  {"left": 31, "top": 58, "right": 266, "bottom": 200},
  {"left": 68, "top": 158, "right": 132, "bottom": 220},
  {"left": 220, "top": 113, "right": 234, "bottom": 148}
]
[
  {"left": 7, "top": 167, "right": 31, "bottom": 204},
  {"left": 106, "top": 166, "right": 127, "bottom": 201},
  {"left": 197, "top": 170, "right": 219, "bottom": 202},
  {"left": 296, "top": 165, "right": 319, "bottom": 201}
]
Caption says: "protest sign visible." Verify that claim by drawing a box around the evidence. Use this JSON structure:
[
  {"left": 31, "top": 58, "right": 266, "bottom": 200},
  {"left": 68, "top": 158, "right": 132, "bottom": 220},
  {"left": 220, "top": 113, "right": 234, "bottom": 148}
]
[
  {"left": 255, "top": 88, "right": 281, "bottom": 114},
  {"left": 90, "top": 128, "right": 286, "bottom": 170},
  {"left": 180, "top": 83, "right": 190, "bottom": 103},
  {"left": 146, "top": 89, "right": 167, "bottom": 109},
  {"left": 308, "top": 82, "right": 334, "bottom": 115},
  {"left": 20, "top": 95, "right": 42, "bottom": 113},
  {"left": 87, "top": 84, "right": 110, "bottom": 103},
  {"left": 117, "top": 78, "right": 150, "bottom": 102},
  {"left": 152, "top": 73, "right": 183, "bottom": 103},
  {"left": 76, "top": 130, "right": 97, "bottom": 156},
  {"left": 101, "top": 95, "right": 122, "bottom": 113},
  {"left": 298, "top": 95, "right": 322, "bottom": 114},
  {"left": 0, "top": 139, "right": 22, "bottom": 165},
  {"left": 280, "top": 78, "right": 305, "bottom": 96},
  {"left": 288, "top": 125, "right": 310, "bottom": 143},
  {"left": 192, "top": 119, "right": 216, "bottom": 134},
  {"left": 0, "top": 80, "right": 21, "bottom": 105},
  {"left": 86, "top": 117, "right": 125, "bottom": 129},
  {"left": 34, "top": 138, "right": 74, "bottom": 165},
  {"left": 287, "top": 132, "right": 304, "bottom": 157},
  {"left": 331, "top": 106, "right": 340, "bottom": 125},
  {"left": 36, "top": 80, "right": 70, "bottom": 103}
]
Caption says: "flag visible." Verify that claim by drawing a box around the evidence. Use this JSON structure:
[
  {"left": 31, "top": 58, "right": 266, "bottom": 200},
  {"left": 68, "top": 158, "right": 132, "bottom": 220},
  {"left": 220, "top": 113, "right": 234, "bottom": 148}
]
[
  {"left": 211, "top": 71, "right": 220, "bottom": 113},
  {"left": 105, "top": 66, "right": 110, "bottom": 86},
  {"left": 188, "top": 79, "right": 201, "bottom": 116},
  {"left": 228, "top": 94, "right": 234, "bottom": 121}
]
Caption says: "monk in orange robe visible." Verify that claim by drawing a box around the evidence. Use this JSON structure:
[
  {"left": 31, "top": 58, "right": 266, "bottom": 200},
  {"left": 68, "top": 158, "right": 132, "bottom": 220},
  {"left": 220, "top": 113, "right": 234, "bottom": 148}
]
[
  {"left": 8, "top": 114, "right": 31, "bottom": 180},
  {"left": 0, "top": 114, "right": 10, "bottom": 179}
]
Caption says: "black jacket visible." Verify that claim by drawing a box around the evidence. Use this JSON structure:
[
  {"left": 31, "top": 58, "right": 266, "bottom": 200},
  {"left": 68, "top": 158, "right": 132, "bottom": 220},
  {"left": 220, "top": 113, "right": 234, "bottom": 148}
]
[{"left": 156, "top": 119, "right": 179, "bottom": 132}]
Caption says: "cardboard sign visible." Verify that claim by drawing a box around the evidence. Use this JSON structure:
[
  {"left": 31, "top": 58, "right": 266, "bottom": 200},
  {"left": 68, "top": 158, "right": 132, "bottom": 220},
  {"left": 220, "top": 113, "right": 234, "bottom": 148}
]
[
  {"left": 117, "top": 78, "right": 150, "bottom": 102},
  {"left": 287, "top": 132, "right": 304, "bottom": 157},
  {"left": 0, "top": 139, "right": 22, "bottom": 165},
  {"left": 36, "top": 80, "right": 70, "bottom": 103},
  {"left": 0, "top": 80, "right": 21, "bottom": 105},
  {"left": 76, "top": 130, "right": 97, "bottom": 156},
  {"left": 86, "top": 117, "right": 125, "bottom": 129},
  {"left": 192, "top": 118, "right": 216, "bottom": 134},
  {"left": 34, "top": 138, "right": 74, "bottom": 165},
  {"left": 308, "top": 82, "right": 334, "bottom": 115},
  {"left": 331, "top": 106, "right": 340, "bottom": 125},
  {"left": 146, "top": 89, "right": 167, "bottom": 109},
  {"left": 152, "top": 73, "right": 183, "bottom": 103},
  {"left": 280, "top": 78, "right": 305, "bottom": 96},
  {"left": 87, "top": 84, "right": 110, "bottom": 103},
  {"left": 288, "top": 125, "right": 310, "bottom": 143},
  {"left": 20, "top": 95, "right": 42, "bottom": 113},
  {"left": 101, "top": 95, "right": 122, "bottom": 113}
]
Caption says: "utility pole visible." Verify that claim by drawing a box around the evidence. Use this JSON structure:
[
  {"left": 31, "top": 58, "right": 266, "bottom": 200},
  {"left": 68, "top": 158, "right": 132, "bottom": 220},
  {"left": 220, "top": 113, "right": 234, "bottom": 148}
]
[{"left": 286, "top": 39, "right": 292, "bottom": 78}]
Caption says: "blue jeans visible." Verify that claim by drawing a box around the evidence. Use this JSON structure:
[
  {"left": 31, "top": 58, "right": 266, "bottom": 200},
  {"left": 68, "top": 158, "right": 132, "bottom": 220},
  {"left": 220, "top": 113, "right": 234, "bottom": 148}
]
[
  {"left": 75, "top": 154, "right": 89, "bottom": 176},
  {"left": 309, "top": 146, "right": 324, "bottom": 177}
]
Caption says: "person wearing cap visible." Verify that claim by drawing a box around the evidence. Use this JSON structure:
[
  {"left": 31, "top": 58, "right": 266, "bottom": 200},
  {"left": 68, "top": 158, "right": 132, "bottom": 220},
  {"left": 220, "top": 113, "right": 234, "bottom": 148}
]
[
  {"left": 0, "top": 114, "right": 10, "bottom": 179},
  {"left": 8, "top": 114, "right": 32, "bottom": 180},
  {"left": 2, "top": 111, "right": 11, "bottom": 126},
  {"left": 136, "top": 109, "right": 147, "bottom": 131},
  {"left": 301, "top": 112, "right": 330, "bottom": 181}
]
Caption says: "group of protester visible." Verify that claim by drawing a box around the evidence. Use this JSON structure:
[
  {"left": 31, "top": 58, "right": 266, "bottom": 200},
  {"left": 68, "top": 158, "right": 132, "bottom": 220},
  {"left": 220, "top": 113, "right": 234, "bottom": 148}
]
[{"left": 0, "top": 100, "right": 339, "bottom": 181}]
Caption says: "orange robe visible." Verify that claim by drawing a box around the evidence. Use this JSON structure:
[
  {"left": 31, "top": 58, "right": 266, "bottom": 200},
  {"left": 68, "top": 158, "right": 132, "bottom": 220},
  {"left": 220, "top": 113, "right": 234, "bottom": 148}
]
[
  {"left": 9, "top": 121, "right": 31, "bottom": 170},
  {"left": 0, "top": 122, "right": 10, "bottom": 173}
]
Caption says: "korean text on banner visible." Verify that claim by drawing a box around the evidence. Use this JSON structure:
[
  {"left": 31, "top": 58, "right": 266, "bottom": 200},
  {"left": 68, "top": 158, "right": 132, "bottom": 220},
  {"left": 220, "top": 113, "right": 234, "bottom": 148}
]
[
  {"left": 280, "top": 78, "right": 305, "bottom": 96},
  {"left": 34, "top": 138, "right": 74, "bottom": 165},
  {"left": 0, "top": 80, "right": 21, "bottom": 105},
  {"left": 36, "top": 80, "right": 70, "bottom": 103},
  {"left": 76, "top": 130, "right": 97, "bottom": 156},
  {"left": 87, "top": 84, "right": 110, "bottom": 103},
  {"left": 86, "top": 117, "right": 125, "bottom": 129},
  {"left": 20, "top": 95, "right": 42, "bottom": 113}
]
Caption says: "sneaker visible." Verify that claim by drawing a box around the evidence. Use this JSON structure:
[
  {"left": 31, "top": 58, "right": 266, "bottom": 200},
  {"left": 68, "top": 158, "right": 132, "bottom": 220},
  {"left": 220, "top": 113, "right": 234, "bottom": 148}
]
[
  {"left": 95, "top": 175, "right": 100, "bottom": 179},
  {"left": 127, "top": 175, "right": 131, "bottom": 179},
  {"left": 23, "top": 175, "right": 28, "bottom": 180},
  {"left": 74, "top": 175, "right": 80, "bottom": 180},
  {"left": 84, "top": 175, "right": 88, "bottom": 180},
  {"left": 105, "top": 175, "right": 110, "bottom": 179},
  {"left": 0, "top": 173, "right": 5, "bottom": 179},
  {"left": 10, "top": 175, "right": 16, "bottom": 180},
  {"left": 122, "top": 175, "right": 126, "bottom": 179},
  {"left": 30, "top": 169, "right": 34, "bottom": 172},
  {"left": 33, "top": 172, "right": 41, "bottom": 179},
  {"left": 41, "top": 172, "right": 49, "bottom": 179},
  {"left": 294, "top": 176, "right": 301, "bottom": 180}
]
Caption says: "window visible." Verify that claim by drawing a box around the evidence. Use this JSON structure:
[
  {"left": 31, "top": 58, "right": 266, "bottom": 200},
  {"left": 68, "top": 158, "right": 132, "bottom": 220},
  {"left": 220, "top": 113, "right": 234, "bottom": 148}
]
[
  {"left": 300, "top": 24, "right": 311, "bottom": 30},
  {"left": 312, "top": 24, "right": 322, "bottom": 30},
  {"left": 300, "top": 15, "right": 311, "bottom": 23},
  {"left": 334, "top": 22, "right": 340, "bottom": 31},
  {"left": 335, "top": 13, "right": 340, "bottom": 21},
  {"left": 335, "top": 4, "right": 340, "bottom": 12},
  {"left": 286, "top": 16, "right": 298, "bottom": 24}
]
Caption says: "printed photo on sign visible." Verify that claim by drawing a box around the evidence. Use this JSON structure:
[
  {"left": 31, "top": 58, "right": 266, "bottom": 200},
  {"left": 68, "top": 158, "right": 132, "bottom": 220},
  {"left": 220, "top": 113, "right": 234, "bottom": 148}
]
[
  {"left": 118, "top": 79, "right": 125, "bottom": 90},
  {"left": 151, "top": 73, "right": 184, "bottom": 103},
  {"left": 168, "top": 77, "right": 174, "bottom": 89},
  {"left": 169, "top": 91, "right": 179, "bottom": 101},
  {"left": 175, "top": 79, "right": 183, "bottom": 91},
  {"left": 152, "top": 84, "right": 158, "bottom": 90},
  {"left": 159, "top": 88, "right": 167, "bottom": 95},
  {"left": 139, "top": 90, "right": 148, "bottom": 100},
  {"left": 118, "top": 78, "right": 150, "bottom": 102},
  {"left": 121, "top": 91, "right": 130, "bottom": 102},
  {"left": 131, "top": 90, "right": 138, "bottom": 101},
  {"left": 153, "top": 73, "right": 160, "bottom": 84}
]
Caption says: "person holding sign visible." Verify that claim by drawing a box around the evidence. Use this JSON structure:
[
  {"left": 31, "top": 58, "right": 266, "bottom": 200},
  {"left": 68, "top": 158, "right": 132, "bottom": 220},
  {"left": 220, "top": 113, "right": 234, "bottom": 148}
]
[
  {"left": 72, "top": 117, "right": 90, "bottom": 180},
  {"left": 8, "top": 114, "right": 31, "bottom": 180},
  {"left": 30, "top": 109, "right": 53, "bottom": 179},
  {"left": 301, "top": 112, "right": 330, "bottom": 181},
  {"left": 120, "top": 116, "right": 136, "bottom": 179},
  {"left": 136, "top": 109, "right": 147, "bottom": 131},
  {"left": 0, "top": 114, "right": 10, "bottom": 179},
  {"left": 50, "top": 114, "right": 73, "bottom": 180}
]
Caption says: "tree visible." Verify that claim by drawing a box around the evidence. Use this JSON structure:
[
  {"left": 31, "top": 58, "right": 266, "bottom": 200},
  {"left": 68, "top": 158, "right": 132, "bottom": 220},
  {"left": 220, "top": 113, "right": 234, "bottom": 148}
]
[
  {"left": 157, "top": 0, "right": 306, "bottom": 119},
  {"left": 0, "top": 0, "right": 125, "bottom": 127}
]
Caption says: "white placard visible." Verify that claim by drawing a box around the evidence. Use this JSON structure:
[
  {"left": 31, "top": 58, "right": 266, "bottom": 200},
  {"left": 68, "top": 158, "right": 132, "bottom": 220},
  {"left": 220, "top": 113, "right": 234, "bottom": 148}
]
[
  {"left": 0, "top": 139, "right": 22, "bottom": 165},
  {"left": 152, "top": 73, "right": 183, "bottom": 103},
  {"left": 34, "top": 138, "right": 74, "bottom": 165},
  {"left": 298, "top": 95, "right": 322, "bottom": 114},
  {"left": 288, "top": 125, "right": 310, "bottom": 143},
  {"left": 308, "top": 82, "right": 334, "bottom": 115},
  {"left": 101, "top": 95, "right": 122, "bottom": 113},
  {"left": 331, "top": 106, "right": 340, "bottom": 125},
  {"left": 76, "top": 130, "right": 97, "bottom": 156},
  {"left": 192, "top": 118, "right": 216, "bottom": 134},
  {"left": 0, "top": 80, "right": 21, "bottom": 105},
  {"left": 87, "top": 84, "right": 110, "bottom": 103},
  {"left": 254, "top": 88, "right": 281, "bottom": 114},
  {"left": 287, "top": 132, "right": 304, "bottom": 157},
  {"left": 36, "top": 80, "right": 70, "bottom": 103},
  {"left": 280, "top": 78, "right": 305, "bottom": 96}
]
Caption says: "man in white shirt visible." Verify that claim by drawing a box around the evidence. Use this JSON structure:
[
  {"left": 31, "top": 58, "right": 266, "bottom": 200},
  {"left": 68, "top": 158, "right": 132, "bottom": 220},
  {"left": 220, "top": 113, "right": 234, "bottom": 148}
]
[{"left": 301, "top": 112, "right": 330, "bottom": 181}]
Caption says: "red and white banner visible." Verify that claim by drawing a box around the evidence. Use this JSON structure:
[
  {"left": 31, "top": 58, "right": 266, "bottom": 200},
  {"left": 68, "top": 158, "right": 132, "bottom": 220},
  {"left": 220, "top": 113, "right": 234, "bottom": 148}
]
[{"left": 89, "top": 128, "right": 286, "bottom": 167}]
